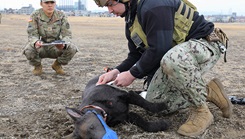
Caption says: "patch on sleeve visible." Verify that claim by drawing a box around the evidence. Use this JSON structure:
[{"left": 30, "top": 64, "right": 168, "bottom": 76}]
[{"left": 66, "top": 23, "right": 70, "bottom": 29}]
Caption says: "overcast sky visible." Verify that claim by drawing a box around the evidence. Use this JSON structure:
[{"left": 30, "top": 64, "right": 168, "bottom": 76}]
[{"left": 0, "top": 0, "right": 245, "bottom": 15}]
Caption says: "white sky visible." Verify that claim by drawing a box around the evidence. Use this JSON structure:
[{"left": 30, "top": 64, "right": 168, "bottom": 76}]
[{"left": 0, "top": 0, "right": 245, "bottom": 15}]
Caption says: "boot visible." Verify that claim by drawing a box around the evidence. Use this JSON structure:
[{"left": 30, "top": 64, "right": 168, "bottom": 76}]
[
  {"left": 177, "top": 104, "right": 213, "bottom": 137},
  {"left": 52, "top": 60, "right": 65, "bottom": 74},
  {"left": 206, "top": 78, "right": 232, "bottom": 118},
  {"left": 32, "top": 65, "right": 42, "bottom": 75}
]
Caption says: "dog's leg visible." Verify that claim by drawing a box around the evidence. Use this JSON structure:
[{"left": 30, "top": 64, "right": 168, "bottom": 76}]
[
  {"left": 127, "top": 112, "right": 170, "bottom": 132},
  {"left": 127, "top": 91, "right": 167, "bottom": 113}
]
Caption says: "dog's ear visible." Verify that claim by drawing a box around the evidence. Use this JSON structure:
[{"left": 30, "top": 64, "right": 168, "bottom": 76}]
[{"left": 66, "top": 107, "right": 82, "bottom": 121}]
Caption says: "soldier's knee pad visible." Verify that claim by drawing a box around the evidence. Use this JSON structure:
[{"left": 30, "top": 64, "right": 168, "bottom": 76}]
[
  {"left": 23, "top": 49, "right": 36, "bottom": 60},
  {"left": 65, "top": 46, "right": 77, "bottom": 58},
  {"left": 69, "top": 45, "right": 78, "bottom": 55}
]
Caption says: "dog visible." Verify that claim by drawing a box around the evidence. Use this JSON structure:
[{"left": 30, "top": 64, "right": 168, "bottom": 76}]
[{"left": 65, "top": 75, "right": 170, "bottom": 139}]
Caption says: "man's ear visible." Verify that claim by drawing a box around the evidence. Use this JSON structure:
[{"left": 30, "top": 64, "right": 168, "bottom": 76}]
[{"left": 65, "top": 107, "right": 82, "bottom": 121}]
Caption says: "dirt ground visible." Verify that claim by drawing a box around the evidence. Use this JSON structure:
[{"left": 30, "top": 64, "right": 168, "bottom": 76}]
[{"left": 0, "top": 14, "right": 244, "bottom": 139}]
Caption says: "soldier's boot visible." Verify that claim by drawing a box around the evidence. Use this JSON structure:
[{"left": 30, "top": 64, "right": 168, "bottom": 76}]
[
  {"left": 177, "top": 104, "right": 213, "bottom": 137},
  {"left": 52, "top": 60, "right": 65, "bottom": 75},
  {"left": 206, "top": 78, "right": 232, "bottom": 118},
  {"left": 32, "top": 65, "right": 43, "bottom": 75}
]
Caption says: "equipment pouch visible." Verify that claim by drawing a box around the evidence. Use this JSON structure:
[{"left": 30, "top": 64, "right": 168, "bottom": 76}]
[
  {"left": 129, "top": 16, "right": 148, "bottom": 49},
  {"left": 205, "top": 31, "right": 220, "bottom": 42},
  {"left": 206, "top": 28, "right": 229, "bottom": 62},
  {"left": 206, "top": 28, "right": 229, "bottom": 45},
  {"left": 214, "top": 28, "right": 229, "bottom": 47}
]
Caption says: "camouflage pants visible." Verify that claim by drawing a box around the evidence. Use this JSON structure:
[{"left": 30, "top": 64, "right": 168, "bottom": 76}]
[
  {"left": 23, "top": 43, "right": 77, "bottom": 66},
  {"left": 146, "top": 39, "right": 221, "bottom": 114}
]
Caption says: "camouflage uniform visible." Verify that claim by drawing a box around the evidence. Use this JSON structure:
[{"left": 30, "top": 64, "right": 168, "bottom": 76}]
[
  {"left": 146, "top": 39, "right": 221, "bottom": 114},
  {"left": 23, "top": 9, "right": 77, "bottom": 66}
]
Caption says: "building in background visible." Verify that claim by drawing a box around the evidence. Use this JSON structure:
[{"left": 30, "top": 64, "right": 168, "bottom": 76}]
[
  {"left": 56, "top": 0, "right": 87, "bottom": 12},
  {"left": 57, "top": 0, "right": 74, "bottom": 11},
  {"left": 18, "top": 4, "right": 34, "bottom": 15},
  {"left": 205, "top": 12, "right": 237, "bottom": 23},
  {"left": 74, "top": 0, "right": 86, "bottom": 11},
  {"left": 2, "top": 4, "right": 34, "bottom": 15}
]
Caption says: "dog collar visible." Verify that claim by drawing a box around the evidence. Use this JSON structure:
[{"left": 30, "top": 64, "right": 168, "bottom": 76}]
[{"left": 80, "top": 105, "right": 107, "bottom": 121}]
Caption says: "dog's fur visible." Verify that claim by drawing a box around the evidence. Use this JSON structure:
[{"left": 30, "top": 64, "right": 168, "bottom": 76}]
[{"left": 65, "top": 75, "right": 170, "bottom": 139}]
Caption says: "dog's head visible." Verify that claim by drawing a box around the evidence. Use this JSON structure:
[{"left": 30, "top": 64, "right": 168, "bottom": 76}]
[{"left": 65, "top": 107, "right": 118, "bottom": 139}]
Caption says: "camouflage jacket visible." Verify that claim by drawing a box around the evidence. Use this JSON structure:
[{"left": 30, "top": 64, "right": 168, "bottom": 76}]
[{"left": 27, "top": 9, "right": 72, "bottom": 47}]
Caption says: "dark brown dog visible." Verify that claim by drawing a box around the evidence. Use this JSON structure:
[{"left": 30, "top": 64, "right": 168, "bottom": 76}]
[{"left": 65, "top": 75, "right": 170, "bottom": 139}]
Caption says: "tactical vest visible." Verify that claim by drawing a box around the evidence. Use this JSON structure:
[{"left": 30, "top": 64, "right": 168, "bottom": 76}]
[{"left": 129, "top": 0, "right": 197, "bottom": 50}]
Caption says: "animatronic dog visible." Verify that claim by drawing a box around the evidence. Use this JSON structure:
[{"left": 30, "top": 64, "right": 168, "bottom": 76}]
[{"left": 66, "top": 75, "right": 170, "bottom": 139}]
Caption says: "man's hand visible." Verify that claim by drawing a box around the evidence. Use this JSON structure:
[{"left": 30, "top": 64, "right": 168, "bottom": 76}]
[
  {"left": 55, "top": 44, "right": 65, "bottom": 50},
  {"left": 97, "top": 69, "right": 120, "bottom": 85},
  {"left": 34, "top": 40, "right": 43, "bottom": 49},
  {"left": 113, "top": 71, "right": 136, "bottom": 87}
]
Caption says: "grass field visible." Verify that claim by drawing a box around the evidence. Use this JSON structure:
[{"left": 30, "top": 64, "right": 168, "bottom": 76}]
[{"left": 0, "top": 14, "right": 244, "bottom": 139}]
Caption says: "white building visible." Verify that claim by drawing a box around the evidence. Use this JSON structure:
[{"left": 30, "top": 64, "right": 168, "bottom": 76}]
[{"left": 18, "top": 4, "right": 34, "bottom": 15}]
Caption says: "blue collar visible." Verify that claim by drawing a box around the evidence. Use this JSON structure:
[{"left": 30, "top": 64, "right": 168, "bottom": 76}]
[
  {"left": 97, "top": 114, "right": 118, "bottom": 139},
  {"left": 88, "top": 110, "right": 118, "bottom": 139}
]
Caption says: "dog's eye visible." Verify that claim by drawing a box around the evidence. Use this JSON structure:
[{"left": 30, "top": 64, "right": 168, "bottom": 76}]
[{"left": 89, "top": 125, "right": 94, "bottom": 129}]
